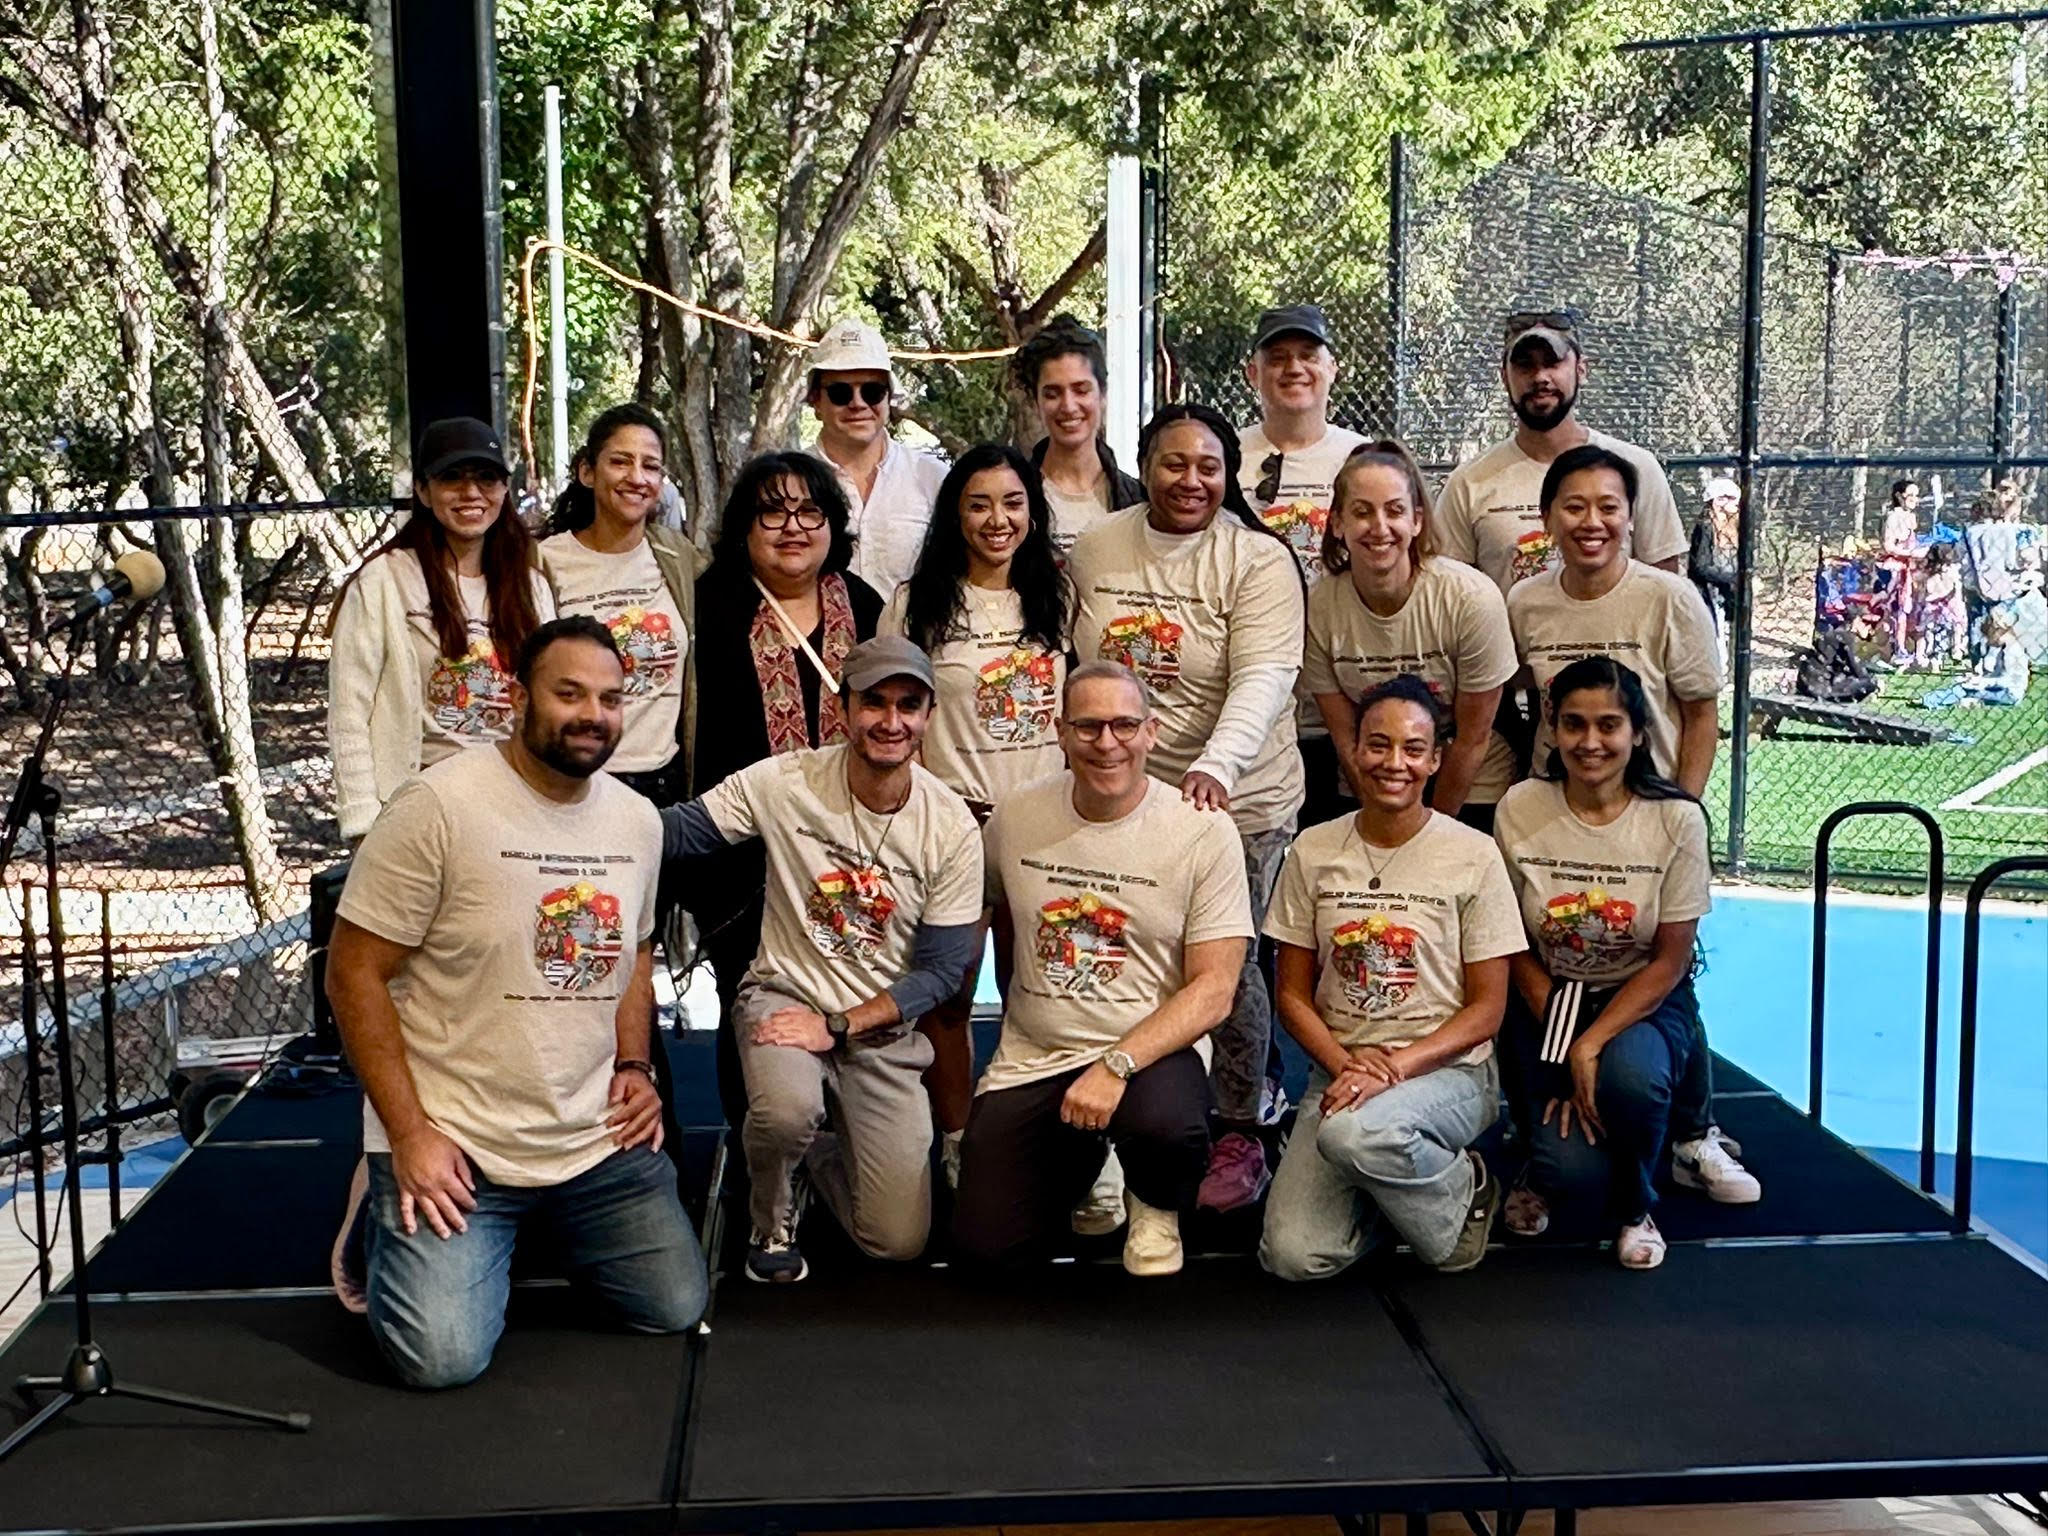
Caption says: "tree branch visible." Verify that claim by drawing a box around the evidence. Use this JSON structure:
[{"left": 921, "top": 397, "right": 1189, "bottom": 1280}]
[{"left": 1020, "top": 220, "right": 1107, "bottom": 332}]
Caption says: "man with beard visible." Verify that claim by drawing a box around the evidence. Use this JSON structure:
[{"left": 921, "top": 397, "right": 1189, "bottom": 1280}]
[
  {"left": 327, "top": 616, "right": 706, "bottom": 1389},
  {"left": 661, "top": 636, "right": 983, "bottom": 1283},
  {"left": 1436, "top": 310, "right": 1687, "bottom": 598}
]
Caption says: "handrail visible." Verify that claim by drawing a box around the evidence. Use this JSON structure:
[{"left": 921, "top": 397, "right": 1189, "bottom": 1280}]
[
  {"left": 1811, "top": 803, "right": 1944, "bottom": 1193},
  {"left": 1955, "top": 855, "right": 2048, "bottom": 1234}
]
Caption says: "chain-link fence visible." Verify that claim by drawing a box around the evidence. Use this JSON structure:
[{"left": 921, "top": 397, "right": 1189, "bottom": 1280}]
[{"left": 1166, "top": 14, "right": 2048, "bottom": 889}]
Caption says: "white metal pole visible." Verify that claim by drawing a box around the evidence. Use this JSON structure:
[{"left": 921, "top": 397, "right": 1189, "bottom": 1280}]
[
  {"left": 1105, "top": 151, "right": 1141, "bottom": 471},
  {"left": 544, "top": 84, "right": 570, "bottom": 489}
]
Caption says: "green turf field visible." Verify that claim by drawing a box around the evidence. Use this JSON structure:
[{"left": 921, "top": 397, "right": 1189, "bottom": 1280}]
[{"left": 1705, "top": 667, "right": 2048, "bottom": 886}]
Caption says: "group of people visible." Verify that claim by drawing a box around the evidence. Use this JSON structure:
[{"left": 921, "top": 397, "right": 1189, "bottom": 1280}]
[{"left": 323, "top": 302, "right": 1762, "bottom": 1393}]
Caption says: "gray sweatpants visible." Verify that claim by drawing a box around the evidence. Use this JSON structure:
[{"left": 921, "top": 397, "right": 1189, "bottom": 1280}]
[
  {"left": 733, "top": 983, "right": 934, "bottom": 1261},
  {"left": 1209, "top": 824, "right": 1292, "bottom": 1124}
]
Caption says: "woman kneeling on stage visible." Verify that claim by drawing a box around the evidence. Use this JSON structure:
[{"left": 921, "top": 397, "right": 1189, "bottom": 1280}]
[
  {"left": 1259, "top": 675, "right": 1525, "bottom": 1280},
  {"left": 1492, "top": 656, "right": 1754, "bottom": 1272}
]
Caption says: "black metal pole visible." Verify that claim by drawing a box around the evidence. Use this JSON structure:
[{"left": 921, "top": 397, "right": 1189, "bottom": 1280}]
[
  {"left": 98, "top": 890, "right": 121, "bottom": 1224},
  {"left": 1954, "top": 856, "right": 2048, "bottom": 1234},
  {"left": 1821, "top": 249, "right": 1840, "bottom": 451},
  {"left": 1727, "top": 36, "right": 1771, "bottom": 872},
  {"left": 1137, "top": 75, "right": 1164, "bottom": 423},
  {"left": 1388, "top": 132, "right": 1408, "bottom": 437},
  {"left": 1990, "top": 278, "right": 2019, "bottom": 484},
  {"left": 18, "top": 885, "right": 50, "bottom": 1296},
  {"left": 390, "top": 0, "right": 506, "bottom": 439}
]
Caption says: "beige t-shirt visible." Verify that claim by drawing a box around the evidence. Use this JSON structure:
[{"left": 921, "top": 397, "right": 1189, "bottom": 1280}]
[
  {"left": 1237, "top": 423, "right": 1370, "bottom": 583},
  {"left": 1263, "top": 811, "right": 1525, "bottom": 1065},
  {"left": 337, "top": 747, "right": 661, "bottom": 1187},
  {"left": 394, "top": 559, "right": 516, "bottom": 765},
  {"left": 1303, "top": 558, "right": 1520, "bottom": 805},
  {"left": 879, "top": 584, "right": 1068, "bottom": 806},
  {"left": 982, "top": 773, "right": 1254, "bottom": 1091},
  {"left": 1492, "top": 779, "right": 1712, "bottom": 985},
  {"left": 700, "top": 745, "right": 983, "bottom": 1015},
  {"left": 1069, "top": 507, "right": 1305, "bottom": 835},
  {"left": 1044, "top": 476, "right": 1115, "bottom": 559},
  {"left": 1507, "top": 562, "right": 1723, "bottom": 781},
  {"left": 540, "top": 533, "right": 687, "bottom": 774},
  {"left": 1435, "top": 429, "right": 1689, "bottom": 597}
]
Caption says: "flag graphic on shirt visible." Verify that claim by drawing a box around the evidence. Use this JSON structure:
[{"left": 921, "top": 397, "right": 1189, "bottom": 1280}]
[
  {"left": 1261, "top": 497, "right": 1330, "bottom": 578},
  {"left": 533, "top": 882, "right": 627, "bottom": 991},
  {"left": 1099, "top": 608, "right": 1183, "bottom": 689},
  {"left": 1036, "top": 892, "right": 1129, "bottom": 994},
  {"left": 1509, "top": 525, "right": 1557, "bottom": 587},
  {"left": 427, "top": 637, "right": 514, "bottom": 739},
  {"left": 805, "top": 864, "right": 896, "bottom": 959},
  {"left": 604, "top": 605, "right": 679, "bottom": 697},
  {"left": 1330, "top": 912, "right": 1420, "bottom": 1016},
  {"left": 974, "top": 647, "right": 1058, "bottom": 744},
  {"left": 1538, "top": 888, "right": 1638, "bottom": 958}
]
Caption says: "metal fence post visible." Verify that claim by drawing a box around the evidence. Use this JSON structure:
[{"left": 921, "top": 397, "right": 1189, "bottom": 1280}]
[
  {"left": 1727, "top": 36, "right": 1772, "bottom": 872},
  {"left": 1388, "top": 132, "right": 1408, "bottom": 436},
  {"left": 1990, "top": 277, "right": 2018, "bottom": 483},
  {"left": 1138, "top": 75, "right": 1165, "bottom": 421}
]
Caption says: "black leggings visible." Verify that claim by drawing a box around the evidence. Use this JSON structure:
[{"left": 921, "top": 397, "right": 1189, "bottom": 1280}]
[{"left": 951, "top": 1048, "right": 1211, "bottom": 1266}]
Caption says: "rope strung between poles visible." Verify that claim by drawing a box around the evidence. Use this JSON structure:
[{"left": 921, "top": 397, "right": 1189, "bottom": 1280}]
[{"left": 514, "top": 235, "right": 1024, "bottom": 478}]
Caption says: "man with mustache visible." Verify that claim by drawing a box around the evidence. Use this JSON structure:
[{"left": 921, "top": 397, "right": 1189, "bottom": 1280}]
[
  {"left": 1435, "top": 310, "right": 1688, "bottom": 599},
  {"left": 327, "top": 616, "right": 706, "bottom": 1389},
  {"left": 661, "top": 636, "right": 983, "bottom": 1283}
]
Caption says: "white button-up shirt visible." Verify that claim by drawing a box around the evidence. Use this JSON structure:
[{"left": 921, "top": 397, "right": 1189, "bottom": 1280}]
[{"left": 831, "top": 438, "right": 948, "bottom": 600}]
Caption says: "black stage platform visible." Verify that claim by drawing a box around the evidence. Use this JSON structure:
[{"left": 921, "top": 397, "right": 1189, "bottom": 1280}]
[{"left": 2, "top": 1033, "right": 2044, "bottom": 1536}]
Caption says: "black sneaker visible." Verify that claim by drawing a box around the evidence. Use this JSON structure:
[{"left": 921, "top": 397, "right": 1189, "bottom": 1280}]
[
  {"left": 1438, "top": 1150, "right": 1499, "bottom": 1273},
  {"left": 745, "top": 1225, "right": 808, "bottom": 1284}
]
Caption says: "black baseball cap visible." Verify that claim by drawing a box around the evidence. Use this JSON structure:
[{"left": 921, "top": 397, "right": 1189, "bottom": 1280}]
[
  {"left": 1503, "top": 309, "right": 1582, "bottom": 362},
  {"left": 416, "top": 417, "right": 510, "bottom": 482},
  {"left": 1250, "top": 304, "right": 1334, "bottom": 353}
]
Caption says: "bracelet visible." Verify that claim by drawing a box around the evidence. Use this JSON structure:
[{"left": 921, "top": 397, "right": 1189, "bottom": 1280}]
[{"left": 614, "top": 1058, "right": 657, "bottom": 1082}]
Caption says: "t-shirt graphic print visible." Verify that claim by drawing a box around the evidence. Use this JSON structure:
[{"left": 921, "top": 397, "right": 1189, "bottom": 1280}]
[
  {"left": 976, "top": 648, "right": 1059, "bottom": 744},
  {"left": 1329, "top": 909, "right": 1423, "bottom": 1017},
  {"left": 1035, "top": 890, "right": 1130, "bottom": 994},
  {"left": 805, "top": 858, "right": 897, "bottom": 960},
  {"left": 533, "top": 879, "right": 628, "bottom": 991},
  {"left": 1097, "top": 605, "right": 1184, "bottom": 689}
]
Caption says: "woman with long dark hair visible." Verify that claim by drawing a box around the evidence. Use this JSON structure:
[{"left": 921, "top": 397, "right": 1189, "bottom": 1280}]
[
  {"left": 689, "top": 452, "right": 884, "bottom": 1127},
  {"left": 881, "top": 443, "right": 1071, "bottom": 1173},
  {"left": 329, "top": 417, "right": 552, "bottom": 843},
  {"left": 1307, "top": 440, "right": 1518, "bottom": 832},
  {"left": 1493, "top": 656, "right": 1758, "bottom": 1272},
  {"left": 541, "top": 403, "right": 701, "bottom": 806},
  {"left": 1068, "top": 400, "right": 1306, "bottom": 1217}
]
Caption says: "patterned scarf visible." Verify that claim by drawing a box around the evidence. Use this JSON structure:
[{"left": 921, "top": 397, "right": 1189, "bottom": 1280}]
[{"left": 750, "top": 572, "right": 855, "bottom": 757}]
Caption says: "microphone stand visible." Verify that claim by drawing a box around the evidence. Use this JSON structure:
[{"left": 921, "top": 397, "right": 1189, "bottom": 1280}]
[{"left": 0, "top": 608, "right": 308, "bottom": 1465}]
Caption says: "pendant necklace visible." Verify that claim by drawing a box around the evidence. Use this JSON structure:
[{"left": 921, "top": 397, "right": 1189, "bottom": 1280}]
[{"left": 1349, "top": 810, "right": 1430, "bottom": 891}]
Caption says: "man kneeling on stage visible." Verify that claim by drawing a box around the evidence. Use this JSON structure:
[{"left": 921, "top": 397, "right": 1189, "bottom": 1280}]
[
  {"left": 327, "top": 616, "right": 707, "bottom": 1390},
  {"left": 954, "top": 663, "right": 1253, "bottom": 1275},
  {"left": 663, "top": 636, "right": 983, "bottom": 1283}
]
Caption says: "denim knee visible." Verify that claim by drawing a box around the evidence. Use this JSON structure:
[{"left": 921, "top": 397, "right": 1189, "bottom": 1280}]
[{"left": 370, "top": 1307, "right": 499, "bottom": 1392}]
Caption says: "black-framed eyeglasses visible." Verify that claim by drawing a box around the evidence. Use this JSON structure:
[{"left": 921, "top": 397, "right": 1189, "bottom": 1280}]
[
  {"left": 823, "top": 380, "right": 890, "bottom": 408},
  {"left": 1254, "top": 451, "right": 1283, "bottom": 508},
  {"left": 756, "top": 503, "right": 828, "bottom": 532},
  {"left": 1065, "top": 715, "right": 1147, "bottom": 743}
]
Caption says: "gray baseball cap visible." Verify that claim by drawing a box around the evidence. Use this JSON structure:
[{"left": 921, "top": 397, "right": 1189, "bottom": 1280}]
[{"left": 840, "top": 635, "right": 936, "bottom": 695}]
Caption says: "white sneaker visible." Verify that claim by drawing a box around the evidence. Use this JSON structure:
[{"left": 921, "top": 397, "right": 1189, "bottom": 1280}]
[
  {"left": 1122, "top": 1193, "right": 1183, "bottom": 1277},
  {"left": 1617, "top": 1214, "right": 1666, "bottom": 1270},
  {"left": 940, "top": 1128, "right": 963, "bottom": 1191},
  {"left": 1672, "top": 1126, "right": 1761, "bottom": 1204},
  {"left": 1071, "top": 1147, "right": 1128, "bottom": 1235}
]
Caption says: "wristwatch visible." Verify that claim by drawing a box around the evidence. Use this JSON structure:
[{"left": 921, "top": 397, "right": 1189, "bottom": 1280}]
[
  {"left": 1102, "top": 1049, "right": 1137, "bottom": 1081},
  {"left": 824, "top": 1011, "right": 852, "bottom": 1047}
]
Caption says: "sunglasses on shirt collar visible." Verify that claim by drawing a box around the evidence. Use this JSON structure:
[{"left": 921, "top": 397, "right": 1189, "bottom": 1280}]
[
  {"left": 823, "top": 380, "right": 891, "bottom": 408},
  {"left": 1254, "top": 451, "right": 1283, "bottom": 508}
]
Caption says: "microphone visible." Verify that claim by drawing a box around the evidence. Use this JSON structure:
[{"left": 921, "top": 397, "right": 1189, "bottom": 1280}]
[{"left": 66, "top": 550, "right": 166, "bottom": 626}]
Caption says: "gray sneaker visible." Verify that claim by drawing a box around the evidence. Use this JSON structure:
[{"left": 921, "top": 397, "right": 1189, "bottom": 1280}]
[{"left": 1437, "top": 1151, "right": 1499, "bottom": 1273}]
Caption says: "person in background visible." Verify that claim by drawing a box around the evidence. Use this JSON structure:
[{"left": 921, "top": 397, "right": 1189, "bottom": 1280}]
[
  {"left": 1436, "top": 309, "right": 1688, "bottom": 599},
  {"left": 1687, "top": 475, "right": 1741, "bottom": 673},
  {"left": 1014, "top": 316, "right": 1146, "bottom": 556},
  {"left": 1962, "top": 489, "right": 2022, "bottom": 656},
  {"left": 687, "top": 453, "right": 885, "bottom": 1130},
  {"left": 1508, "top": 444, "right": 1722, "bottom": 799},
  {"left": 1877, "top": 479, "right": 1923, "bottom": 667},
  {"left": 329, "top": 417, "right": 552, "bottom": 845},
  {"left": 1260, "top": 676, "right": 1523, "bottom": 1282},
  {"left": 955, "top": 663, "right": 1251, "bottom": 1275},
  {"left": 1305, "top": 440, "right": 1518, "bottom": 833},
  {"left": 1236, "top": 303, "right": 1369, "bottom": 833},
  {"left": 882, "top": 444, "right": 1072, "bottom": 1181},
  {"left": 807, "top": 318, "right": 947, "bottom": 599},
  {"left": 1069, "top": 402, "right": 1305, "bottom": 1216},
  {"left": 1494, "top": 657, "right": 1758, "bottom": 1273},
  {"left": 542, "top": 403, "right": 701, "bottom": 808},
  {"left": 1916, "top": 544, "right": 1970, "bottom": 669},
  {"left": 326, "top": 617, "right": 705, "bottom": 1386},
  {"left": 1923, "top": 610, "right": 2031, "bottom": 709}
]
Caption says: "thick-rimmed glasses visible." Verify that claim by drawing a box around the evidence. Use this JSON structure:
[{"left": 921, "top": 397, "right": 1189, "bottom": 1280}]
[
  {"left": 1065, "top": 715, "right": 1147, "bottom": 742},
  {"left": 757, "top": 503, "right": 828, "bottom": 532}
]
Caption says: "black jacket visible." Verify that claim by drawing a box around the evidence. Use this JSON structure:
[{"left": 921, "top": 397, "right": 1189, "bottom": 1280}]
[{"left": 1029, "top": 436, "right": 1147, "bottom": 510}]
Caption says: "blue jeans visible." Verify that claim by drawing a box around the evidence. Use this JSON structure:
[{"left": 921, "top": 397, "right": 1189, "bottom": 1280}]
[
  {"left": 365, "top": 1143, "right": 707, "bottom": 1390},
  {"left": 1513, "top": 987, "right": 1698, "bottom": 1225},
  {"left": 1261, "top": 1058, "right": 1499, "bottom": 1276}
]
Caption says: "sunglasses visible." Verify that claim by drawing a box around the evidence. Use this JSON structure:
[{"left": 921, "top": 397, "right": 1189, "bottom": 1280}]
[
  {"left": 1503, "top": 308, "right": 1581, "bottom": 344},
  {"left": 823, "top": 380, "right": 890, "bottom": 408},
  {"left": 1254, "top": 452, "right": 1283, "bottom": 508}
]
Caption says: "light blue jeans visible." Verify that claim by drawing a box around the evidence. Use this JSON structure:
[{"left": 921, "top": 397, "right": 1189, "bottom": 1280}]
[
  {"left": 1260, "top": 1057, "right": 1499, "bottom": 1277},
  {"left": 365, "top": 1143, "right": 707, "bottom": 1390}
]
